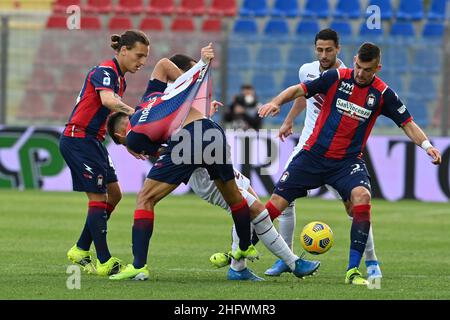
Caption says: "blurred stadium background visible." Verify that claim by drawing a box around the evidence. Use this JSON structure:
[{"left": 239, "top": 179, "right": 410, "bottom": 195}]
[
  {"left": 0, "top": 0, "right": 449, "bottom": 195},
  {"left": 0, "top": 0, "right": 448, "bottom": 130}
]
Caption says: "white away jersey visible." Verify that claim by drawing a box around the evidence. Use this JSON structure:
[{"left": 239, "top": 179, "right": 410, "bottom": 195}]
[{"left": 296, "top": 59, "right": 346, "bottom": 149}]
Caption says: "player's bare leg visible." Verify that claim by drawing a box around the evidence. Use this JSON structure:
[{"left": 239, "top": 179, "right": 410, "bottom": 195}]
[{"left": 111, "top": 179, "right": 178, "bottom": 280}]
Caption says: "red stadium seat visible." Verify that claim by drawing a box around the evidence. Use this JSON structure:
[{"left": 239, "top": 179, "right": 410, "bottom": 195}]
[
  {"left": 114, "top": 0, "right": 144, "bottom": 15},
  {"left": 139, "top": 17, "right": 164, "bottom": 31},
  {"left": 51, "top": 92, "right": 75, "bottom": 121},
  {"left": 84, "top": 0, "right": 113, "bottom": 14},
  {"left": 177, "top": 0, "right": 206, "bottom": 16},
  {"left": 46, "top": 15, "right": 67, "bottom": 29},
  {"left": 80, "top": 16, "right": 102, "bottom": 30},
  {"left": 27, "top": 67, "right": 56, "bottom": 93},
  {"left": 53, "top": 0, "right": 81, "bottom": 13},
  {"left": 65, "top": 44, "right": 95, "bottom": 67},
  {"left": 201, "top": 18, "right": 222, "bottom": 33},
  {"left": 108, "top": 16, "right": 133, "bottom": 30},
  {"left": 208, "top": 0, "right": 237, "bottom": 17},
  {"left": 170, "top": 17, "right": 195, "bottom": 32},
  {"left": 57, "top": 68, "right": 86, "bottom": 93},
  {"left": 145, "top": 0, "right": 175, "bottom": 15}
]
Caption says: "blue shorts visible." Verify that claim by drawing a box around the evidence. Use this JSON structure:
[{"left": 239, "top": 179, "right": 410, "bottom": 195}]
[
  {"left": 274, "top": 150, "right": 371, "bottom": 203},
  {"left": 147, "top": 119, "right": 235, "bottom": 185},
  {"left": 59, "top": 135, "right": 118, "bottom": 193}
]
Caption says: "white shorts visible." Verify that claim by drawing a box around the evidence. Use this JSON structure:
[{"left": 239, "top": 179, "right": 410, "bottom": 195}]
[{"left": 188, "top": 167, "right": 255, "bottom": 213}]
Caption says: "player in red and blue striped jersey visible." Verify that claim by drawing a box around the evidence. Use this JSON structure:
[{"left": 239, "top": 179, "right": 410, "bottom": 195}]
[
  {"left": 60, "top": 30, "right": 149, "bottom": 276},
  {"left": 259, "top": 42, "right": 442, "bottom": 285}
]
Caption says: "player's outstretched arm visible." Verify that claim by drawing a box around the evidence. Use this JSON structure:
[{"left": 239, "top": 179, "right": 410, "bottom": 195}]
[
  {"left": 258, "top": 84, "right": 306, "bottom": 118},
  {"left": 402, "top": 120, "right": 442, "bottom": 165},
  {"left": 278, "top": 97, "right": 307, "bottom": 142},
  {"left": 99, "top": 90, "right": 135, "bottom": 115},
  {"left": 151, "top": 58, "right": 183, "bottom": 83}
]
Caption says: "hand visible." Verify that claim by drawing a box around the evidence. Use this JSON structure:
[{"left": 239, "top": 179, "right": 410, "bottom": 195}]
[
  {"left": 126, "top": 146, "right": 149, "bottom": 161},
  {"left": 258, "top": 103, "right": 280, "bottom": 118},
  {"left": 427, "top": 147, "right": 442, "bottom": 165},
  {"left": 278, "top": 120, "right": 293, "bottom": 142},
  {"left": 201, "top": 42, "right": 214, "bottom": 64},
  {"left": 209, "top": 100, "right": 223, "bottom": 117}
]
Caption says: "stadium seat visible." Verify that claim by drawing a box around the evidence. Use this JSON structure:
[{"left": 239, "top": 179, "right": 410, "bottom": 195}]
[
  {"left": 263, "top": 19, "right": 290, "bottom": 42},
  {"left": 226, "top": 72, "right": 244, "bottom": 99},
  {"left": 286, "top": 44, "right": 315, "bottom": 69},
  {"left": 383, "top": 45, "right": 410, "bottom": 73},
  {"left": 19, "top": 92, "right": 51, "bottom": 121},
  {"left": 57, "top": 68, "right": 85, "bottom": 93},
  {"left": 201, "top": 18, "right": 222, "bottom": 33},
  {"left": 170, "top": 17, "right": 195, "bottom": 32},
  {"left": 329, "top": 21, "right": 353, "bottom": 41},
  {"left": 358, "top": 21, "right": 384, "bottom": 40},
  {"left": 408, "top": 75, "right": 436, "bottom": 101},
  {"left": 84, "top": 0, "right": 113, "bottom": 14},
  {"left": 65, "top": 44, "right": 94, "bottom": 67},
  {"left": 139, "top": 17, "right": 164, "bottom": 31},
  {"left": 282, "top": 70, "right": 300, "bottom": 88},
  {"left": 208, "top": 0, "right": 236, "bottom": 16},
  {"left": 411, "top": 47, "right": 442, "bottom": 73},
  {"left": 295, "top": 20, "right": 320, "bottom": 35},
  {"left": 145, "top": 0, "right": 175, "bottom": 15},
  {"left": 51, "top": 92, "right": 75, "bottom": 121},
  {"left": 80, "top": 16, "right": 101, "bottom": 30},
  {"left": 405, "top": 99, "right": 429, "bottom": 127},
  {"left": 302, "top": 0, "right": 330, "bottom": 19},
  {"left": 380, "top": 72, "right": 406, "bottom": 96},
  {"left": 333, "top": 0, "right": 361, "bottom": 19},
  {"left": 271, "top": 0, "right": 299, "bottom": 18},
  {"left": 255, "top": 45, "right": 283, "bottom": 70},
  {"left": 366, "top": 0, "right": 393, "bottom": 20},
  {"left": 227, "top": 45, "right": 251, "bottom": 70},
  {"left": 108, "top": 16, "right": 133, "bottom": 30},
  {"left": 239, "top": 0, "right": 269, "bottom": 17},
  {"left": 422, "top": 22, "right": 445, "bottom": 42},
  {"left": 396, "top": 0, "right": 424, "bottom": 21},
  {"left": 177, "top": 0, "right": 206, "bottom": 16},
  {"left": 252, "top": 71, "right": 277, "bottom": 98},
  {"left": 231, "top": 19, "right": 259, "bottom": 42},
  {"left": 53, "top": 0, "right": 81, "bottom": 13},
  {"left": 46, "top": 15, "right": 67, "bottom": 29},
  {"left": 428, "top": 0, "right": 448, "bottom": 21},
  {"left": 114, "top": 0, "right": 144, "bottom": 15},
  {"left": 27, "top": 67, "right": 55, "bottom": 93},
  {"left": 390, "top": 22, "right": 416, "bottom": 43}
]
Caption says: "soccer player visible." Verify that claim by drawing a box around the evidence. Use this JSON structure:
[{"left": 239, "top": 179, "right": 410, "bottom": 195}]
[
  {"left": 265, "top": 29, "right": 382, "bottom": 279},
  {"left": 107, "top": 44, "right": 320, "bottom": 280},
  {"left": 258, "top": 42, "right": 442, "bottom": 285},
  {"left": 60, "top": 30, "right": 149, "bottom": 276}
]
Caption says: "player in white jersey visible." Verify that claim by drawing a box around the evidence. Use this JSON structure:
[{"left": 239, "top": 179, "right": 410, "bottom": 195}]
[{"left": 264, "top": 29, "right": 382, "bottom": 278}]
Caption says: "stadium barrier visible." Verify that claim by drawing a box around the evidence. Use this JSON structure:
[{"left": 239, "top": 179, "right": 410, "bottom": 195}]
[{"left": 1, "top": 125, "right": 449, "bottom": 202}]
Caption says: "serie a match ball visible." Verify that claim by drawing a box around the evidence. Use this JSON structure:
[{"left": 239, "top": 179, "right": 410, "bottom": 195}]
[{"left": 300, "top": 221, "right": 334, "bottom": 255}]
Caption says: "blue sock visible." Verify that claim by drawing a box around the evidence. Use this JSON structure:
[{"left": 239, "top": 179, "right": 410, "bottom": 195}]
[
  {"left": 132, "top": 210, "right": 154, "bottom": 269},
  {"left": 87, "top": 201, "right": 111, "bottom": 264},
  {"left": 77, "top": 203, "right": 115, "bottom": 251},
  {"left": 347, "top": 204, "right": 371, "bottom": 271},
  {"left": 76, "top": 219, "right": 91, "bottom": 251}
]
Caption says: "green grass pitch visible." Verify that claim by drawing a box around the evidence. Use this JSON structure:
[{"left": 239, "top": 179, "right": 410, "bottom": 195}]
[{"left": 1, "top": 190, "right": 449, "bottom": 300}]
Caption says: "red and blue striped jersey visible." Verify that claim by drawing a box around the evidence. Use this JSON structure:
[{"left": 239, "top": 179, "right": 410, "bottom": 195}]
[
  {"left": 63, "top": 58, "right": 126, "bottom": 141},
  {"left": 300, "top": 68, "right": 413, "bottom": 159}
]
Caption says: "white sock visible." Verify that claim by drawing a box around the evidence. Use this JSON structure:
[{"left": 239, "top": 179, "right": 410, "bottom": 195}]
[
  {"left": 230, "top": 224, "right": 246, "bottom": 271},
  {"left": 278, "top": 201, "right": 296, "bottom": 250},
  {"left": 252, "top": 209, "right": 299, "bottom": 271},
  {"left": 348, "top": 216, "right": 378, "bottom": 262},
  {"left": 364, "top": 224, "right": 378, "bottom": 262}
]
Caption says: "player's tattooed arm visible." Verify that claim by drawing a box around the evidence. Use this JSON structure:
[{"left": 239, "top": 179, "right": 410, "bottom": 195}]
[{"left": 100, "top": 90, "right": 135, "bottom": 115}]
